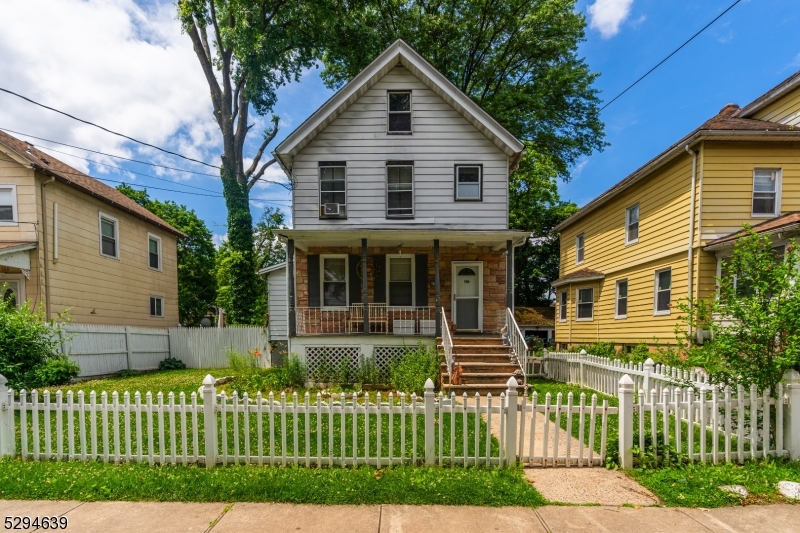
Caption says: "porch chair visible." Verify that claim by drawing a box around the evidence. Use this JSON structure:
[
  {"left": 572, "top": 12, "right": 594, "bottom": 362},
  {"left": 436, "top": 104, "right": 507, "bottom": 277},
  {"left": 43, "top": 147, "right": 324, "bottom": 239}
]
[{"left": 348, "top": 304, "right": 389, "bottom": 333}]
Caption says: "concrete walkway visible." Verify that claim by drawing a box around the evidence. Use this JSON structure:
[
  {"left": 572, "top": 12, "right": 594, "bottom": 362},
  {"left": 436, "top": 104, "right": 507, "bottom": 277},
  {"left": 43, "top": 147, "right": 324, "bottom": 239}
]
[{"left": 2, "top": 501, "right": 799, "bottom": 532}]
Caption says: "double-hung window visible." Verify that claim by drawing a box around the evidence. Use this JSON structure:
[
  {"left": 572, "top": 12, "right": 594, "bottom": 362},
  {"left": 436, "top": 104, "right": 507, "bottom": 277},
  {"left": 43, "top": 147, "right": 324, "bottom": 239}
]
[
  {"left": 150, "top": 296, "right": 164, "bottom": 317},
  {"left": 388, "top": 91, "right": 411, "bottom": 133},
  {"left": 388, "top": 256, "right": 413, "bottom": 306},
  {"left": 148, "top": 234, "right": 161, "bottom": 271},
  {"left": 321, "top": 256, "right": 347, "bottom": 307},
  {"left": 626, "top": 204, "right": 639, "bottom": 244},
  {"left": 0, "top": 185, "right": 17, "bottom": 224},
  {"left": 654, "top": 268, "right": 671, "bottom": 315},
  {"left": 99, "top": 213, "right": 119, "bottom": 259},
  {"left": 387, "top": 162, "right": 414, "bottom": 217},
  {"left": 455, "top": 165, "right": 482, "bottom": 200},
  {"left": 615, "top": 280, "right": 628, "bottom": 319},
  {"left": 576, "top": 288, "right": 594, "bottom": 321},
  {"left": 559, "top": 291, "right": 567, "bottom": 321},
  {"left": 752, "top": 169, "right": 780, "bottom": 216},
  {"left": 575, "top": 234, "right": 585, "bottom": 264},
  {"left": 319, "top": 162, "right": 347, "bottom": 218}
]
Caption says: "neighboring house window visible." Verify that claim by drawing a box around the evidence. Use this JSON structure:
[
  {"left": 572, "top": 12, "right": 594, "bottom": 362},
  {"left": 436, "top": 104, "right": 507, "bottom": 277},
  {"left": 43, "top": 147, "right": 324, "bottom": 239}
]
[
  {"left": 575, "top": 234, "right": 585, "bottom": 264},
  {"left": 149, "top": 296, "right": 164, "bottom": 317},
  {"left": 559, "top": 291, "right": 567, "bottom": 321},
  {"left": 387, "top": 162, "right": 414, "bottom": 217},
  {"left": 99, "top": 213, "right": 119, "bottom": 259},
  {"left": 576, "top": 288, "right": 594, "bottom": 321},
  {"left": 388, "top": 255, "right": 414, "bottom": 306},
  {"left": 455, "top": 165, "right": 482, "bottom": 200},
  {"left": 0, "top": 185, "right": 17, "bottom": 224},
  {"left": 388, "top": 91, "right": 411, "bottom": 133},
  {"left": 626, "top": 204, "right": 639, "bottom": 244},
  {"left": 752, "top": 168, "right": 781, "bottom": 216},
  {"left": 148, "top": 234, "right": 162, "bottom": 271},
  {"left": 319, "top": 162, "right": 347, "bottom": 218},
  {"left": 615, "top": 279, "right": 628, "bottom": 319},
  {"left": 654, "top": 268, "right": 672, "bottom": 315},
  {"left": 321, "top": 255, "right": 347, "bottom": 307},
  {"left": 1, "top": 278, "right": 24, "bottom": 307}
]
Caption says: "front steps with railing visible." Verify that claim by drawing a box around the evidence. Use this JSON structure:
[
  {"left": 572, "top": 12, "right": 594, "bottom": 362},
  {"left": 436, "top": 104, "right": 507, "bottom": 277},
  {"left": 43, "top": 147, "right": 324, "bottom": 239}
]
[{"left": 439, "top": 336, "right": 525, "bottom": 395}]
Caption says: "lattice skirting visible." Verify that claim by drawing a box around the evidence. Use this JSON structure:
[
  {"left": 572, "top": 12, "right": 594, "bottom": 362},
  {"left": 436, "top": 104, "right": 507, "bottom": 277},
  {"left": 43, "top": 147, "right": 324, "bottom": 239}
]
[
  {"left": 305, "top": 346, "right": 360, "bottom": 381},
  {"left": 373, "top": 346, "right": 410, "bottom": 377}
]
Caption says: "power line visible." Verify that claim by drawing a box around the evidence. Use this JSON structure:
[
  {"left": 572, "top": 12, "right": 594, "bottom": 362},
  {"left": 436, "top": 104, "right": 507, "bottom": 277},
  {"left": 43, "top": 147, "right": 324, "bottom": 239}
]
[
  {"left": 599, "top": 0, "right": 743, "bottom": 112},
  {"left": 0, "top": 86, "right": 220, "bottom": 168}
]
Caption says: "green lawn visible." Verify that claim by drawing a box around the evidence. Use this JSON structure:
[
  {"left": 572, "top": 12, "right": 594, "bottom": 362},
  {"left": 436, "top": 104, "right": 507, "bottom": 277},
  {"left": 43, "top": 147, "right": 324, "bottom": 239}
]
[{"left": 45, "top": 368, "right": 217, "bottom": 398}]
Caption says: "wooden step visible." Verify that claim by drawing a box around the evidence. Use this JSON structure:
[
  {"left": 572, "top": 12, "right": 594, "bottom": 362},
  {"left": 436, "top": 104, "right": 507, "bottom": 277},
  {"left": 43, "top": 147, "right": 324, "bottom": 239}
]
[
  {"left": 441, "top": 382, "right": 524, "bottom": 396},
  {"left": 451, "top": 354, "right": 511, "bottom": 363},
  {"left": 442, "top": 373, "right": 519, "bottom": 385},
  {"left": 441, "top": 362, "right": 520, "bottom": 374},
  {"left": 451, "top": 337, "right": 506, "bottom": 346},
  {"left": 452, "top": 345, "right": 511, "bottom": 355}
]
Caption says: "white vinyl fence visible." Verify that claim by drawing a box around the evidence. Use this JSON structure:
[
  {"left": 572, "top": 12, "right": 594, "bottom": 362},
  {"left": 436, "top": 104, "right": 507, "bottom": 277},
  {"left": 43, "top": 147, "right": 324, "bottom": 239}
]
[{"left": 60, "top": 325, "right": 268, "bottom": 377}]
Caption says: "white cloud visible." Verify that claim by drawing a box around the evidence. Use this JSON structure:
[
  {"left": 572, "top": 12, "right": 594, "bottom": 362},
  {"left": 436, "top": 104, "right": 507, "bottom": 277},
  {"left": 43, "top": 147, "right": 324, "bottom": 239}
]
[
  {"left": 212, "top": 234, "right": 227, "bottom": 248},
  {"left": 587, "top": 0, "right": 635, "bottom": 39}
]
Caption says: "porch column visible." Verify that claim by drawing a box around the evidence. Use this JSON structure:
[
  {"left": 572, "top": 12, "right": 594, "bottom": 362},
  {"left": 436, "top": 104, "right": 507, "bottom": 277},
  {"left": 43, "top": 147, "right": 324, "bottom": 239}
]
[
  {"left": 506, "top": 240, "right": 513, "bottom": 310},
  {"left": 434, "top": 239, "right": 441, "bottom": 337},
  {"left": 288, "top": 239, "right": 296, "bottom": 337},
  {"left": 362, "top": 238, "right": 369, "bottom": 335}
]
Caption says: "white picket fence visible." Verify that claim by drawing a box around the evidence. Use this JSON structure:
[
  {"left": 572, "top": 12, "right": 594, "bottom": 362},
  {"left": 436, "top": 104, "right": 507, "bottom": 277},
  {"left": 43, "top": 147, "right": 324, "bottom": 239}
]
[{"left": 59, "top": 325, "right": 268, "bottom": 377}]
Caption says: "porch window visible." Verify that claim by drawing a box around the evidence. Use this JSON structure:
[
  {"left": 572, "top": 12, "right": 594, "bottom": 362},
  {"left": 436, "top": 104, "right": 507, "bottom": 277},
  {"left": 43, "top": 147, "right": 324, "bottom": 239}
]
[
  {"left": 576, "top": 234, "right": 585, "bottom": 264},
  {"left": 752, "top": 169, "right": 780, "bottom": 216},
  {"left": 388, "top": 91, "right": 411, "bottom": 133},
  {"left": 559, "top": 291, "right": 567, "bottom": 321},
  {"left": 455, "top": 165, "right": 482, "bottom": 200},
  {"left": 319, "top": 162, "right": 347, "bottom": 218},
  {"left": 388, "top": 256, "right": 413, "bottom": 306},
  {"left": 150, "top": 295, "right": 164, "bottom": 317},
  {"left": 615, "top": 279, "right": 628, "bottom": 318},
  {"left": 387, "top": 163, "right": 414, "bottom": 217},
  {"left": 99, "top": 213, "right": 119, "bottom": 259},
  {"left": 576, "top": 288, "right": 593, "bottom": 320},
  {"left": 1, "top": 279, "right": 22, "bottom": 307},
  {"left": 0, "top": 185, "right": 17, "bottom": 223},
  {"left": 322, "top": 256, "right": 347, "bottom": 307},
  {"left": 654, "top": 268, "right": 671, "bottom": 315},
  {"left": 148, "top": 234, "right": 161, "bottom": 270},
  {"left": 626, "top": 204, "right": 639, "bottom": 244}
]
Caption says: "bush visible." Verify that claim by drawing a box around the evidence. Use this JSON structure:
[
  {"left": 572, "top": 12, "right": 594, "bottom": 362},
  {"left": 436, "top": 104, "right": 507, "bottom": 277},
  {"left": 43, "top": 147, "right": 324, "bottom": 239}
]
[
  {"left": 29, "top": 356, "right": 80, "bottom": 387},
  {"left": 355, "top": 357, "right": 382, "bottom": 384},
  {"left": 568, "top": 342, "right": 618, "bottom": 359},
  {"left": 159, "top": 357, "right": 186, "bottom": 370},
  {"left": 114, "top": 369, "right": 141, "bottom": 378},
  {"left": 389, "top": 342, "right": 441, "bottom": 395},
  {"left": 227, "top": 350, "right": 306, "bottom": 393},
  {"left": 0, "top": 287, "right": 71, "bottom": 389},
  {"left": 283, "top": 354, "right": 306, "bottom": 388}
]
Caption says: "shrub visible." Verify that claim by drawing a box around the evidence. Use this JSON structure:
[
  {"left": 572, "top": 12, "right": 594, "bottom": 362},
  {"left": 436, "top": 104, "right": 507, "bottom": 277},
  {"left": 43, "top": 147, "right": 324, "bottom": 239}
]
[
  {"left": 114, "top": 369, "right": 141, "bottom": 378},
  {"left": 389, "top": 342, "right": 441, "bottom": 395},
  {"left": 29, "top": 356, "right": 80, "bottom": 387},
  {"left": 159, "top": 357, "right": 186, "bottom": 370},
  {"left": 226, "top": 350, "right": 306, "bottom": 393},
  {"left": 568, "top": 342, "right": 618, "bottom": 359},
  {"left": 283, "top": 354, "right": 307, "bottom": 388},
  {"left": 355, "top": 357, "right": 382, "bottom": 384}
]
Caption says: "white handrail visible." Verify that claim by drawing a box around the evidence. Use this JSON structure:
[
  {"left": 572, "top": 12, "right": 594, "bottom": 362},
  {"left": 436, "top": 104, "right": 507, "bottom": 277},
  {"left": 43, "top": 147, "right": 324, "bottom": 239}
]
[
  {"left": 440, "top": 307, "right": 454, "bottom": 381},
  {"left": 505, "top": 307, "right": 528, "bottom": 387}
]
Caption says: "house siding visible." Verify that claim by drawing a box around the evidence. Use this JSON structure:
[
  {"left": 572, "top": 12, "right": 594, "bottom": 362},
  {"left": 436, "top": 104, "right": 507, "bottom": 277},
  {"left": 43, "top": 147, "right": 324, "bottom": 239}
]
[
  {"left": 291, "top": 66, "right": 509, "bottom": 230},
  {"left": 267, "top": 267, "right": 288, "bottom": 340},
  {"left": 749, "top": 86, "right": 800, "bottom": 126}
]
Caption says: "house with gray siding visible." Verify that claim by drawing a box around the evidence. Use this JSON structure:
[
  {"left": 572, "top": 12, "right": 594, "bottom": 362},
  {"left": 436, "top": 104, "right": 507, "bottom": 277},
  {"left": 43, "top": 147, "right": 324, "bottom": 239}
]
[{"left": 267, "top": 40, "right": 529, "bottom": 392}]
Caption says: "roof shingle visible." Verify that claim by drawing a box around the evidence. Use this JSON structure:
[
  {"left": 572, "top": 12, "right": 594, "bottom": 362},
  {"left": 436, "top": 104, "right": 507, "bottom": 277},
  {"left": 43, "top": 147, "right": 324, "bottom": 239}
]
[{"left": 705, "top": 211, "right": 800, "bottom": 248}]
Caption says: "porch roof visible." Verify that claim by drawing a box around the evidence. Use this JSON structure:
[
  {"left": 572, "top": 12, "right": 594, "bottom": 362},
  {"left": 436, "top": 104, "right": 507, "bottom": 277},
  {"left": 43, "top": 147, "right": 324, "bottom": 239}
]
[{"left": 277, "top": 228, "right": 529, "bottom": 250}]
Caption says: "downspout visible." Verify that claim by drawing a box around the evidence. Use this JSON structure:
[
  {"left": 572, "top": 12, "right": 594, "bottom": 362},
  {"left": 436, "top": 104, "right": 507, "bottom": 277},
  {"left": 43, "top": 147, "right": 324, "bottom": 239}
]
[
  {"left": 40, "top": 175, "right": 56, "bottom": 320},
  {"left": 684, "top": 145, "right": 698, "bottom": 338}
]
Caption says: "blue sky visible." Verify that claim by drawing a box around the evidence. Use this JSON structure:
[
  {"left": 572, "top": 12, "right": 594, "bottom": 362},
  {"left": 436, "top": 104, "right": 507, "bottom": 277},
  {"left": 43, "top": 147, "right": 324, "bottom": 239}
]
[{"left": 1, "top": 0, "right": 798, "bottom": 242}]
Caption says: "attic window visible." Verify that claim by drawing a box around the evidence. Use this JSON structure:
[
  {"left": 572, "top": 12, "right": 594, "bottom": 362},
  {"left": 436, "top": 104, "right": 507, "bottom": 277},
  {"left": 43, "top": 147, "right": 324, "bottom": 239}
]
[{"left": 388, "top": 91, "right": 411, "bottom": 133}]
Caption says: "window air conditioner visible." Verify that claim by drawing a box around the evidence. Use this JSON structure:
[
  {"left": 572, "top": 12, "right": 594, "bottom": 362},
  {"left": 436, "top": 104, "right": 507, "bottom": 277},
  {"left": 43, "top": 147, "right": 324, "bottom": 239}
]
[{"left": 323, "top": 203, "right": 341, "bottom": 216}]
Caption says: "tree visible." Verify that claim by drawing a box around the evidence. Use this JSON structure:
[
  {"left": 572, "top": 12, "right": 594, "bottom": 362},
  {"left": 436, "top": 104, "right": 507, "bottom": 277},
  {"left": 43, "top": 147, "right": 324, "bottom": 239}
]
[
  {"left": 117, "top": 184, "right": 217, "bottom": 326},
  {"left": 253, "top": 207, "right": 286, "bottom": 271},
  {"left": 677, "top": 228, "right": 800, "bottom": 394},
  {"left": 177, "top": 0, "right": 345, "bottom": 324},
  {"left": 321, "top": 0, "right": 604, "bottom": 299}
]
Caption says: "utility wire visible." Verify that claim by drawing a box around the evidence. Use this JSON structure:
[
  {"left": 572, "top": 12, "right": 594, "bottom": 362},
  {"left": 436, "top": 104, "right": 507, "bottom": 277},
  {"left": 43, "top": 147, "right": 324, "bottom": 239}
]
[
  {"left": 599, "top": 0, "right": 743, "bottom": 112},
  {"left": 0, "top": 86, "right": 220, "bottom": 168}
]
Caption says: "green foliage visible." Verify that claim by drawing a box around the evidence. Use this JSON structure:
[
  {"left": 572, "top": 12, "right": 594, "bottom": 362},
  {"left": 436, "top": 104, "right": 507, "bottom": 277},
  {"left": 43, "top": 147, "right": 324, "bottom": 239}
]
[
  {"left": 227, "top": 350, "right": 306, "bottom": 393},
  {"left": 117, "top": 184, "right": 217, "bottom": 326},
  {"left": 114, "top": 369, "right": 142, "bottom": 379},
  {"left": 28, "top": 357, "right": 80, "bottom": 388},
  {"left": 0, "top": 288, "right": 71, "bottom": 389},
  {"left": 215, "top": 243, "right": 267, "bottom": 325},
  {"left": 283, "top": 354, "right": 307, "bottom": 389},
  {"left": 355, "top": 357, "right": 382, "bottom": 385},
  {"left": 254, "top": 207, "right": 287, "bottom": 271},
  {"left": 389, "top": 342, "right": 442, "bottom": 395},
  {"left": 627, "top": 343, "right": 653, "bottom": 364},
  {"left": 567, "top": 342, "right": 619, "bottom": 359},
  {"left": 49, "top": 368, "right": 212, "bottom": 398},
  {"left": 158, "top": 358, "right": 187, "bottom": 371}
]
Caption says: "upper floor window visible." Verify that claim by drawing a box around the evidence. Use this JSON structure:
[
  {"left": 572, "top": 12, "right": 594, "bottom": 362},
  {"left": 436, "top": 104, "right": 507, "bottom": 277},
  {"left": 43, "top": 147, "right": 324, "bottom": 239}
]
[
  {"left": 388, "top": 255, "right": 414, "bottom": 306},
  {"left": 319, "top": 162, "right": 347, "bottom": 218},
  {"left": 626, "top": 204, "right": 639, "bottom": 244},
  {"left": 575, "top": 234, "right": 585, "bottom": 264},
  {"left": 615, "top": 279, "right": 628, "bottom": 319},
  {"left": 752, "top": 169, "right": 781, "bottom": 217},
  {"left": 654, "top": 267, "right": 671, "bottom": 315},
  {"left": 321, "top": 255, "right": 348, "bottom": 307},
  {"left": 148, "top": 234, "right": 162, "bottom": 271},
  {"left": 387, "top": 162, "right": 414, "bottom": 217},
  {"left": 455, "top": 165, "right": 482, "bottom": 200},
  {"left": 559, "top": 291, "right": 567, "bottom": 321},
  {"left": 99, "top": 213, "right": 119, "bottom": 259},
  {"left": 576, "top": 287, "right": 594, "bottom": 321},
  {"left": 150, "top": 295, "right": 164, "bottom": 317},
  {"left": 388, "top": 91, "right": 411, "bottom": 133},
  {"left": 0, "top": 185, "right": 17, "bottom": 224}
]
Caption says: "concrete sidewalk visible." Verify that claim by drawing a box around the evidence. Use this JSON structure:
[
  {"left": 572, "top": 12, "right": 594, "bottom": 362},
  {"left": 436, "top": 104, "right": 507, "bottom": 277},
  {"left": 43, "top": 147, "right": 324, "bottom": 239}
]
[{"left": 2, "top": 500, "right": 799, "bottom": 533}]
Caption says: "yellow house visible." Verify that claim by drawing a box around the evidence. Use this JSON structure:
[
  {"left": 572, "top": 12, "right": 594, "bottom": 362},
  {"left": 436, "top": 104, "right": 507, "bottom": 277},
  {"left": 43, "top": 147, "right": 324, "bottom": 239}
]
[
  {"left": 553, "top": 70, "right": 800, "bottom": 350},
  {"left": 0, "top": 130, "right": 183, "bottom": 326}
]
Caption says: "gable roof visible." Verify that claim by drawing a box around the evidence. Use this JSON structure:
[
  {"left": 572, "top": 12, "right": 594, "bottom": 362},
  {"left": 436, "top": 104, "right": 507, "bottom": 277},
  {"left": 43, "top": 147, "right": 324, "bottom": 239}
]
[
  {"left": 273, "top": 40, "right": 524, "bottom": 173},
  {"left": 739, "top": 70, "right": 800, "bottom": 118},
  {"left": 555, "top": 72, "right": 800, "bottom": 233},
  {"left": 551, "top": 267, "right": 605, "bottom": 287},
  {"left": 257, "top": 262, "right": 286, "bottom": 276},
  {"left": 704, "top": 211, "right": 800, "bottom": 250},
  {"left": 514, "top": 306, "right": 555, "bottom": 327},
  {"left": 0, "top": 130, "right": 184, "bottom": 237}
]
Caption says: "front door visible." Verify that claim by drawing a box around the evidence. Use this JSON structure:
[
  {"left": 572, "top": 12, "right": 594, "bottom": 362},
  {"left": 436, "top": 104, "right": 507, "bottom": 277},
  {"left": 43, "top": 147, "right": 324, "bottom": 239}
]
[{"left": 452, "top": 262, "right": 482, "bottom": 332}]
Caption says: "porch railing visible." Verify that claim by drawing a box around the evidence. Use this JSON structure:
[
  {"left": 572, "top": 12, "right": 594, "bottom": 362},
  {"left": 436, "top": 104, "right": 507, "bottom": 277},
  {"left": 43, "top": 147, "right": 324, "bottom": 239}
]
[
  {"left": 440, "top": 307, "right": 454, "bottom": 381},
  {"left": 295, "top": 305, "right": 437, "bottom": 336},
  {"left": 505, "top": 307, "right": 528, "bottom": 387}
]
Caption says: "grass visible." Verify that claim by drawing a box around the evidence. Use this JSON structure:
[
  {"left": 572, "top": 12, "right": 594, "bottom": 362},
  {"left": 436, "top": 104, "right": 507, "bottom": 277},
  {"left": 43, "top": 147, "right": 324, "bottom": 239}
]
[
  {"left": 0, "top": 459, "right": 546, "bottom": 506},
  {"left": 47, "top": 368, "right": 218, "bottom": 398},
  {"left": 629, "top": 458, "right": 800, "bottom": 507}
]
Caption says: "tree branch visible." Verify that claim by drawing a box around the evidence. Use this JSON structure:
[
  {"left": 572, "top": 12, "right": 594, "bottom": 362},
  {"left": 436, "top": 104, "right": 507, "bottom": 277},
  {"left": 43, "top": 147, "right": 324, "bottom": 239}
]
[
  {"left": 247, "top": 158, "right": 279, "bottom": 190},
  {"left": 184, "top": 16, "right": 223, "bottom": 125},
  {"left": 245, "top": 116, "right": 280, "bottom": 178}
]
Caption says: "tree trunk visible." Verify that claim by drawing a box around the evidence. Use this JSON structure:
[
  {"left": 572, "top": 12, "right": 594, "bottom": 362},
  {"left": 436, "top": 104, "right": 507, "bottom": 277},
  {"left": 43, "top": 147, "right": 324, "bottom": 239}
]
[{"left": 221, "top": 166, "right": 258, "bottom": 324}]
